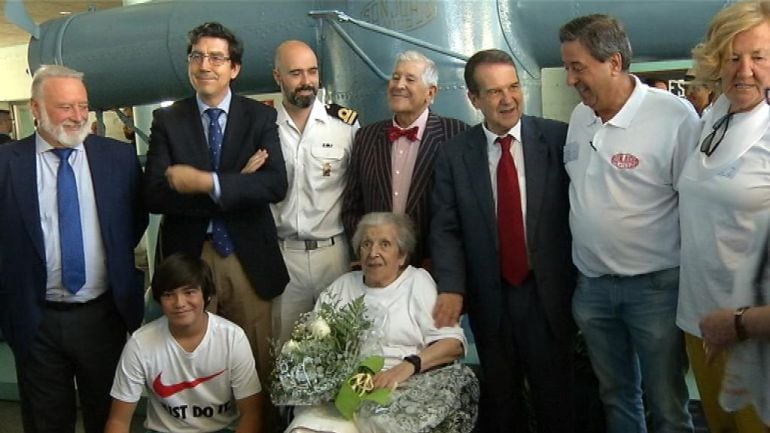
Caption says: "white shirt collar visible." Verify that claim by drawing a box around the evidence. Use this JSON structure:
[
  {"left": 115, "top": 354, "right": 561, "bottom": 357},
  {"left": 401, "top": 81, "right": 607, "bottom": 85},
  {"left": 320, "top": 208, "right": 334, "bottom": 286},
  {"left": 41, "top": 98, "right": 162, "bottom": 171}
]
[
  {"left": 196, "top": 89, "right": 232, "bottom": 116},
  {"left": 35, "top": 132, "right": 85, "bottom": 155},
  {"left": 481, "top": 118, "right": 523, "bottom": 145},
  {"left": 589, "top": 74, "right": 645, "bottom": 129}
]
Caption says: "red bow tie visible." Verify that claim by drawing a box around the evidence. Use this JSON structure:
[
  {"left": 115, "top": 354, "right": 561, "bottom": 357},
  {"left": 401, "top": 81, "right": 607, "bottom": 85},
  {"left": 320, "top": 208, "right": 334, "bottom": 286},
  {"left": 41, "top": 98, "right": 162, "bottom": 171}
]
[{"left": 388, "top": 126, "right": 419, "bottom": 142}]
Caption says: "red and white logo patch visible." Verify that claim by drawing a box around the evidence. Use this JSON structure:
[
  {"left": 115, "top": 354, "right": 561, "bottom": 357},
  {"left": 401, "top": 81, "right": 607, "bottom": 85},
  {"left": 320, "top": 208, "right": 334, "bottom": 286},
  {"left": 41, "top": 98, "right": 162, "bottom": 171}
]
[{"left": 611, "top": 153, "right": 640, "bottom": 169}]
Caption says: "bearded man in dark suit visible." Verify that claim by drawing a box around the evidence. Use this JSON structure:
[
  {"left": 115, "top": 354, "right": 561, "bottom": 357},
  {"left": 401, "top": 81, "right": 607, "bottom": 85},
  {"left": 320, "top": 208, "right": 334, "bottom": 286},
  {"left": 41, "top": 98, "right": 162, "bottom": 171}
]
[{"left": 0, "top": 65, "right": 147, "bottom": 433}]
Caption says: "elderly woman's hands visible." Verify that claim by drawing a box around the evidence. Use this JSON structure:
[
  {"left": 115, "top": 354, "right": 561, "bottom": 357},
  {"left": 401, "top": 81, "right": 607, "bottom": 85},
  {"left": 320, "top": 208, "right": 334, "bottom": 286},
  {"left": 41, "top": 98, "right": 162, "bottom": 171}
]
[
  {"left": 699, "top": 308, "right": 739, "bottom": 362},
  {"left": 373, "top": 362, "right": 416, "bottom": 391}
]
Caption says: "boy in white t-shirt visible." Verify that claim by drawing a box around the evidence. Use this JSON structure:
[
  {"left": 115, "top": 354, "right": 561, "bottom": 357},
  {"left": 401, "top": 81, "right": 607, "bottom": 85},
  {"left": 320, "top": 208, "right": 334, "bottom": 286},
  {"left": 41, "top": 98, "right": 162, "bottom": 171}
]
[{"left": 105, "top": 253, "right": 263, "bottom": 433}]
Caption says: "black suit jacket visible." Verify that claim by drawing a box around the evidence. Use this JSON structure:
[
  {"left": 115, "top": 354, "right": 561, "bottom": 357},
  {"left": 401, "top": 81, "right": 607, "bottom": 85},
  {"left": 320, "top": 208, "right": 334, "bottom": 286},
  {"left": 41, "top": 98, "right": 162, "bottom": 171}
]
[
  {"left": 430, "top": 116, "right": 576, "bottom": 342},
  {"left": 144, "top": 94, "right": 289, "bottom": 299},
  {"left": 341, "top": 111, "right": 468, "bottom": 264},
  {"left": 0, "top": 134, "right": 147, "bottom": 358}
]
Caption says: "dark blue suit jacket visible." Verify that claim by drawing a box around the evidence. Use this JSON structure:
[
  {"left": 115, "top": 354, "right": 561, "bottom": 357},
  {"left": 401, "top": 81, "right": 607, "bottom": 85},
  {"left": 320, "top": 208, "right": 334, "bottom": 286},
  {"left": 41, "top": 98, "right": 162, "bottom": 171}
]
[
  {"left": 144, "top": 95, "right": 289, "bottom": 299},
  {"left": 430, "top": 116, "right": 576, "bottom": 342},
  {"left": 0, "top": 134, "right": 147, "bottom": 359}
]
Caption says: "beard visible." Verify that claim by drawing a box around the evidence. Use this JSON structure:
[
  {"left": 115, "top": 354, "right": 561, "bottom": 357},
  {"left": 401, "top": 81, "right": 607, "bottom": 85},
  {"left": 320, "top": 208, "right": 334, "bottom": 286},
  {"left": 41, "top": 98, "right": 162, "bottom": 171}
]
[
  {"left": 287, "top": 84, "right": 317, "bottom": 108},
  {"left": 38, "top": 106, "right": 89, "bottom": 148}
]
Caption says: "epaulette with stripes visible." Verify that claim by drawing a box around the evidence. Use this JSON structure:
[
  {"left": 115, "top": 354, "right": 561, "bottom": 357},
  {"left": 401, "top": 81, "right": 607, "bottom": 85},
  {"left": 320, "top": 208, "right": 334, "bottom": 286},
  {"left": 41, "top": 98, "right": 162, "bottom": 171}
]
[{"left": 325, "top": 103, "right": 358, "bottom": 125}]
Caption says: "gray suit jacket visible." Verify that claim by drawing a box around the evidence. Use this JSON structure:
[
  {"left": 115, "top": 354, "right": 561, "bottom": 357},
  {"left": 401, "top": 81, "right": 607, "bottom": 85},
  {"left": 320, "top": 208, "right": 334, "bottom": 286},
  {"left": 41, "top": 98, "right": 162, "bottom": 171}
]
[{"left": 430, "top": 115, "right": 576, "bottom": 342}]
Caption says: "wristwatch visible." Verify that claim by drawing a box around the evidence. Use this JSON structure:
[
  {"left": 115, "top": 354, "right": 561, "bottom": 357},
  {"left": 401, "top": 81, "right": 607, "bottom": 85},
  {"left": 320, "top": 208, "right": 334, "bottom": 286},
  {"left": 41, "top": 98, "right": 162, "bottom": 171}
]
[
  {"left": 734, "top": 306, "right": 750, "bottom": 342},
  {"left": 403, "top": 355, "right": 421, "bottom": 375}
]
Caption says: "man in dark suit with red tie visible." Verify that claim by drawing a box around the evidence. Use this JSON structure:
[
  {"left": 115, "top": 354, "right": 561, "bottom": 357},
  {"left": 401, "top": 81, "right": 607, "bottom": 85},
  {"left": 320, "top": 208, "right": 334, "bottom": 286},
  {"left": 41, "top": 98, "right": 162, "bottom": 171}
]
[
  {"left": 143, "top": 24, "right": 288, "bottom": 427},
  {"left": 431, "top": 49, "right": 576, "bottom": 432},
  {"left": 341, "top": 50, "right": 467, "bottom": 266}
]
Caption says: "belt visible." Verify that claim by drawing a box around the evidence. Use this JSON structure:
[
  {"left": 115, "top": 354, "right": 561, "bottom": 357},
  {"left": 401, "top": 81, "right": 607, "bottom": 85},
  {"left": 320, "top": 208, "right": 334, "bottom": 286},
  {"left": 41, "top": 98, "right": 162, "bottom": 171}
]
[
  {"left": 280, "top": 236, "right": 338, "bottom": 251},
  {"left": 44, "top": 291, "right": 110, "bottom": 311}
]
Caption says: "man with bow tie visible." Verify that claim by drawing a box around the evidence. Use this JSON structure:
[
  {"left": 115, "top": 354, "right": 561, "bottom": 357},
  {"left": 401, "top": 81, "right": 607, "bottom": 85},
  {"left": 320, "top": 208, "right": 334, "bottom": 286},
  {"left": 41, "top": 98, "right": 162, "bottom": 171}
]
[{"left": 341, "top": 50, "right": 467, "bottom": 266}]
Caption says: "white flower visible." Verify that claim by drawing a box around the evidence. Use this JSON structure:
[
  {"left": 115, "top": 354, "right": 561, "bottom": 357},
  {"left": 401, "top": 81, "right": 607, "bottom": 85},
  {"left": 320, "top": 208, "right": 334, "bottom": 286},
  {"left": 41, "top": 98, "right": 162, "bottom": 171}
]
[
  {"left": 282, "top": 339, "right": 300, "bottom": 354},
  {"left": 309, "top": 317, "right": 331, "bottom": 338}
]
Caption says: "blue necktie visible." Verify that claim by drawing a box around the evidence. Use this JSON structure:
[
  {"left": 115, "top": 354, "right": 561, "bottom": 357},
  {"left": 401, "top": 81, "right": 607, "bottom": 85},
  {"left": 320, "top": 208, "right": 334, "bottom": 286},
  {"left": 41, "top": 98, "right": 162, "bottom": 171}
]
[
  {"left": 53, "top": 148, "right": 86, "bottom": 293},
  {"left": 206, "top": 108, "right": 235, "bottom": 257}
]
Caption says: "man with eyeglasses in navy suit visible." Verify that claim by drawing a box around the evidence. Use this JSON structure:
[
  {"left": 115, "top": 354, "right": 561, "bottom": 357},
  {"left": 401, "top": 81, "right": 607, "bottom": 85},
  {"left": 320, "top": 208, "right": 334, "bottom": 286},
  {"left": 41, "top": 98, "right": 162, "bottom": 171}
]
[{"left": 143, "top": 22, "right": 289, "bottom": 432}]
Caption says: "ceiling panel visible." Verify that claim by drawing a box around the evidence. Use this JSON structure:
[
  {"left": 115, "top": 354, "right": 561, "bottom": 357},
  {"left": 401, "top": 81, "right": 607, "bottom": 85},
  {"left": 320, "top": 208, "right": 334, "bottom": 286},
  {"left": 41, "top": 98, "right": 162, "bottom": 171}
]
[{"left": 0, "top": 1, "right": 121, "bottom": 48}]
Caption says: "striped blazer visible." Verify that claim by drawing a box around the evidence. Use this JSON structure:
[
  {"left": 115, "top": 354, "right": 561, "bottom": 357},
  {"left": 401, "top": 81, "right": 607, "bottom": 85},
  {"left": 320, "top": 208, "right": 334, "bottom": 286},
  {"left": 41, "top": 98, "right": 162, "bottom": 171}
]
[{"left": 341, "top": 111, "right": 468, "bottom": 265}]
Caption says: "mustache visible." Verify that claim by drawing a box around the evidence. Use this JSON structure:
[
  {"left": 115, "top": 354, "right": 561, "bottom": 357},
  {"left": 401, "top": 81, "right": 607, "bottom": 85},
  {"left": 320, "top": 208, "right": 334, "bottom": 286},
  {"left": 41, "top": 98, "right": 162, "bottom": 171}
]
[
  {"left": 63, "top": 120, "right": 86, "bottom": 128},
  {"left": 294, "top": 84, "right": 317, "bottom": 93}
]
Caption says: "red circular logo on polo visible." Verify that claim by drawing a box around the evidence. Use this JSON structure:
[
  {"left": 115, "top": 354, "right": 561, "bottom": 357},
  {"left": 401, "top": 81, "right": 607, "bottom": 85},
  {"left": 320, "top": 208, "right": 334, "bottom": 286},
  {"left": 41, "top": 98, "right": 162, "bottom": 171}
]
[{"left": 611, "top": 153, "right": 640, "bottom": 169}]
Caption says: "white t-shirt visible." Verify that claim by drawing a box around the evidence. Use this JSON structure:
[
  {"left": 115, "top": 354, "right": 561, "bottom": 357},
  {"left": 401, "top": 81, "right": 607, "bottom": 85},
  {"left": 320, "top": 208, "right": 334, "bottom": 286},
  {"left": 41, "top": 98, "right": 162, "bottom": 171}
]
[
  {"left": 272, "top": 99, "right": 359, "bottom": 240},
  {"left": 317, "top": 266, "right": 467, "bottom": 369},
  {"left": 110, "top": 313, "right": 262, "bottom": 433},
  {"left": 564, "top": 75, "right": 700, "bottom": 277},
  {"left": 720, "top": 213, "right": 770, "bottom": 424},
  {"left": 677, "top": 94, "right": 770, "bottom": 336}
]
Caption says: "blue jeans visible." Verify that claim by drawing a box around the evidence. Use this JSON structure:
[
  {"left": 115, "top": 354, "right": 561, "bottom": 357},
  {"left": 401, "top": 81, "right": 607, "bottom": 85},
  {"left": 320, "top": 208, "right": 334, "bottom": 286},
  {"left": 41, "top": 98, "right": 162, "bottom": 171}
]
[{"left": 572, "top": 267, "right": 693, "bottom": 433}]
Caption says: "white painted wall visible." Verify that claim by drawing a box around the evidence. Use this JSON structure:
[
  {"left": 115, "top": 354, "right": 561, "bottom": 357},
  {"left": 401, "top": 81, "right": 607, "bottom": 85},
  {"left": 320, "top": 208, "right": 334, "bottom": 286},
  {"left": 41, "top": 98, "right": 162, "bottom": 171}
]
[
  {"left": 541, "top": 67, "right": 581, "bottom": 123},
  {"left": 0, "top": 44, "right": 31, "bottom": 102}
]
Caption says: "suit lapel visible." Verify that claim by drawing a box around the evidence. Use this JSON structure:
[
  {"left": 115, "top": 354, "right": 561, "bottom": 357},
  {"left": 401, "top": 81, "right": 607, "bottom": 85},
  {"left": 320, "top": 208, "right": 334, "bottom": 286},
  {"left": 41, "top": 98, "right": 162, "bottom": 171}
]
[
  {"left": 10, "top": 137, "right": 45, "bottom": 261},
  {"left": 220, "top": 94, "right": 245, "bottom": 170},
  {"left": 405, "top": 112, "right": 439, "bottom": 214},
  {"left": 406, "top": 113, "right": 432, "bottom": 215},
  {"left": 462, "top": 126, "right": 497, "bottom": 244},
  {"left": 84, "top": 137, "right": 112, "bottom": 246},
  {"left": 521, "top": 116, "right": 548, "bottom": 244},
  {"left": 180, "top": 97, "right": 213, "bottom": 169},
  {"left": 373, "top": 122, "right": 393, "bottom": 208}
]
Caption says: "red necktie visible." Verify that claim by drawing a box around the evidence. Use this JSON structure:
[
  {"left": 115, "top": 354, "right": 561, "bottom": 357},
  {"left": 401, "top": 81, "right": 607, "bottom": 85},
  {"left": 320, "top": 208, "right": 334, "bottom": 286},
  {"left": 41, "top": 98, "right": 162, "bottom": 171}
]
[
  {"left": 388, "top": 126, "right": 419, "bottom": 142},
  {"left": 496, "top": 135, "right": 529, "bottom": 285}
]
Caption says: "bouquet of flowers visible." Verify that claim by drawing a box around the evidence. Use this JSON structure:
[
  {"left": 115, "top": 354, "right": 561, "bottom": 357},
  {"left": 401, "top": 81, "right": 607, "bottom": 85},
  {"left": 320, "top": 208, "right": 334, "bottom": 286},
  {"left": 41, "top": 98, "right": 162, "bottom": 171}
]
[{"left": 270, "top": 295, "right": 376, "bottom": 406}]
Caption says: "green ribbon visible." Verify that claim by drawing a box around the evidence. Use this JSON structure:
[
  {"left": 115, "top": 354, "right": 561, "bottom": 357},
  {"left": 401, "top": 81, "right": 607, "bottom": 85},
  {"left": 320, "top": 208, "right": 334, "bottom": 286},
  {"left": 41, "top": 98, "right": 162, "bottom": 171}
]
[{"left": 335, "top": 356, "right": 392, "bottom": 419}]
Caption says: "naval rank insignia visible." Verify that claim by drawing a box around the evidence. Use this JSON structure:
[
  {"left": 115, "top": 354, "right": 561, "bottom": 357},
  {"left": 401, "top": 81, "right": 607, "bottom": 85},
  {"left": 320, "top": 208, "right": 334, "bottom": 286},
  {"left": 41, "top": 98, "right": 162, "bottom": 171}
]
[{"left": 325, "top": 103, "right": 359, "bottom": 125}]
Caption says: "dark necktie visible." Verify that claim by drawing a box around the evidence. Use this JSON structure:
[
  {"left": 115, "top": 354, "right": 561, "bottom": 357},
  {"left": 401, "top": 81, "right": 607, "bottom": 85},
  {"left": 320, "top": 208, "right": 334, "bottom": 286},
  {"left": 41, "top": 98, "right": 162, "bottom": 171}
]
[
  {"left": 53, "top": 148, "right": 86, "bottom": 293},
  {"left": 206, "top": 108, "right": 235, "bottom": 257},
  {"left": 387, "top": 125, "right": 419, "bottom": 142},
  {"left": 496, "top": 135, "right": 529, "bottom": 285}
]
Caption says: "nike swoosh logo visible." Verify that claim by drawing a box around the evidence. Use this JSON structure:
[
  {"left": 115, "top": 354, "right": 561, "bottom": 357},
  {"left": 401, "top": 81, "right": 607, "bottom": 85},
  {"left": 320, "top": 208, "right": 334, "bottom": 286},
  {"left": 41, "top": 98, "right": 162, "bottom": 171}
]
[{"left": 152, "top": 370, "right": 225, "bottom": 398}]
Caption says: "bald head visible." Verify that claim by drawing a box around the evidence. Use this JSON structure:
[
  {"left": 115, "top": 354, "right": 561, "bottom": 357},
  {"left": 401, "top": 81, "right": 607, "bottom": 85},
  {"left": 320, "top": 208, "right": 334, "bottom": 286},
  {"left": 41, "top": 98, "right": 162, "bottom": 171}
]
[
  {"left": 273, "top": 40, "right": 319, "bottom": 109},
  {"left": 274, "top": 40, "right": 314, "bottom": 68}
]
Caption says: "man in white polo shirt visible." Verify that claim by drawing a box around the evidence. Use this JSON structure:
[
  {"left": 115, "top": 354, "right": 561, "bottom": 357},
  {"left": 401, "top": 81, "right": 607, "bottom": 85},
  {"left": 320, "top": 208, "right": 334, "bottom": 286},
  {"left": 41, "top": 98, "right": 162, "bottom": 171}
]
[
  {"left": 270, "top": 40, "right": 360, "bottom": 344},
  {"left": 560, "top": 14, "right": 699, "bottom": 433}
]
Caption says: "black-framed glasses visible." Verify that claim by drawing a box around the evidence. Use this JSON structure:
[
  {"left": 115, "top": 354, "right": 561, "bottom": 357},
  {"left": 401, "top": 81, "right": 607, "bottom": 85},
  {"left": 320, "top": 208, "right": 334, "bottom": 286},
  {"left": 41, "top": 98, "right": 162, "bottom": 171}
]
[
  {"left": 187, "top": 52, "right": 231, "bottom": 66},
  {"left": 700, "top": 112, "right": 734, "bottom": 157}
]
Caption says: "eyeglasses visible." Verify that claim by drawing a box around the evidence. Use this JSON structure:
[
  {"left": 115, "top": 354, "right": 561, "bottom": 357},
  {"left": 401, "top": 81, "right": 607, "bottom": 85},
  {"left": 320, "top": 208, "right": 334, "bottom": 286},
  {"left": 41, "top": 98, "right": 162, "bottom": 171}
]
[
  {"left": 187, "top": 52, "right": 231, "bottom": 66},
  {"left": 699, "top": 112, "right": 734, "bottom": 157}
]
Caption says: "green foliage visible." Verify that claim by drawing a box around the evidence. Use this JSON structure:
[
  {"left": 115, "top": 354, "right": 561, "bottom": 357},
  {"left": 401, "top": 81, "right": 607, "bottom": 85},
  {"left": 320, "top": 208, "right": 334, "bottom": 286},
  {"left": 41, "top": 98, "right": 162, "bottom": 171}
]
[{"left": 270, "top": 295, "right": 375, "bottom": 406}]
